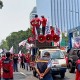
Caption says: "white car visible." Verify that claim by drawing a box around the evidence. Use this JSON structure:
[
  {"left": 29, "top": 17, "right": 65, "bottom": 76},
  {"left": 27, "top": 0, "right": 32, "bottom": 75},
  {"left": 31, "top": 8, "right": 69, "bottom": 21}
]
[{"left": 39, "top": 48, "right": 67, "bottom": 78}]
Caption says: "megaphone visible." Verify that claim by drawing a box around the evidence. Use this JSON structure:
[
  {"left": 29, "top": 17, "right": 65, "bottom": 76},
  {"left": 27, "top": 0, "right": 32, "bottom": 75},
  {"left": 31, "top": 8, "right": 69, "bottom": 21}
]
[
  {"left": 53, "top": 34, "right": 60, "bottom": 42},
  {"left": 46, "top": 34, "right": 53, "bottom": 43},
  {"left": 38, "top": 34, "right": 46, "bottom": 43}
]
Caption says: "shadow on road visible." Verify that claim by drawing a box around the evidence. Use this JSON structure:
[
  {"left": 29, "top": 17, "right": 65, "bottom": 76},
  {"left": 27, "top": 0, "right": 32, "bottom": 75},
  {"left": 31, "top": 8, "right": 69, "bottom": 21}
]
[{"left": 52, "top": 75, "right": 71, "bottom": 80}]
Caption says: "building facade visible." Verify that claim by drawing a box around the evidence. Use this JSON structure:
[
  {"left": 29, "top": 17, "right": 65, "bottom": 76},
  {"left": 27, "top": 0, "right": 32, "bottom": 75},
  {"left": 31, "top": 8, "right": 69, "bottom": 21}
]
[
  {"left": 30, "top": 7, "right": 37, "bottom": 20},
  {"left": 36, "top": 0, "right": 80, "bottom": 32}
]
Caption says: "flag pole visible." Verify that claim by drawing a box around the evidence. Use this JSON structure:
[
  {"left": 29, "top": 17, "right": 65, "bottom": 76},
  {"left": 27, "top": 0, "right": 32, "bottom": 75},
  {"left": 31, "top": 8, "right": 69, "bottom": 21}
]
[{"left": 51, "top": 0, "right": 53, "bottom": 26}]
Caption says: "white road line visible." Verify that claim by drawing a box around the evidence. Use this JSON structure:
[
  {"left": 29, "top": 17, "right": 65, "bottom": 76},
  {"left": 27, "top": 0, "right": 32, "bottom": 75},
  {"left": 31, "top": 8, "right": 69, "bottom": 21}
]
[{"left": 20, "top": 72, "right": 26, "bottom": 76}]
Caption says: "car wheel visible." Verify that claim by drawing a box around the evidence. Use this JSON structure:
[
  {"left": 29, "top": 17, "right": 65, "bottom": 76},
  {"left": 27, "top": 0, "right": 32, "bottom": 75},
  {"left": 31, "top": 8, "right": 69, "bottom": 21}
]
[
  {"left": 68, "top": 62, "right": 75, "bottom": 73},
  {"left": 60, "top": 72, "right": 65, "bottom": 78}
]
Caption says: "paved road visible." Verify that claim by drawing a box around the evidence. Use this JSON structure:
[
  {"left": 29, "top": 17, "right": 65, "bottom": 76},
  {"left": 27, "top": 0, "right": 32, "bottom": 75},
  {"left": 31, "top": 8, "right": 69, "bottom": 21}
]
[
  {"left": 13, "top": 67, "right": 38, "bottom": 80},
  {"left": 15, "top": 68, "right": 76, "bottom": 80},
  {"left": 8, "top": 64, "right": 76, "bottom": 80},
  {"left": 52, "top": 70, "right": 76, "bottom": 80}
]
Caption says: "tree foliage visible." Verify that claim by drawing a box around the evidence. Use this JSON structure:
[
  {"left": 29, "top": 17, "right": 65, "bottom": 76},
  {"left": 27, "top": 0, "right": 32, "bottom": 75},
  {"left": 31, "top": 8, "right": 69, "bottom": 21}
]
[
  {"left": 0, "top": 28, "right": 32, "bottom": 53},
  {"left": 0, "top": 40, "right": 9, "bottom": 50},
  {"left": 62, "top": 32, "right": 68, "bottom": 45}
]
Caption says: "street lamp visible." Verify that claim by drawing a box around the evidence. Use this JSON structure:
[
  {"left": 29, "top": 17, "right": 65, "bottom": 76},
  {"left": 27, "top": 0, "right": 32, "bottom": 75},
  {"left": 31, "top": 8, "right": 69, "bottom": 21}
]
[{"left": 0, "top": 0, "right": 3, "bottom": 9}]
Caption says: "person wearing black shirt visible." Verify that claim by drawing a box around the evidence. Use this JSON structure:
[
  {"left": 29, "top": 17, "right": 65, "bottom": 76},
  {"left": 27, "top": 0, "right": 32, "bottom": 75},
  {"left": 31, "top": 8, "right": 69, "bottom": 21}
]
[{"left": 13, "top": 54, "right": 18, "bottom": 72}]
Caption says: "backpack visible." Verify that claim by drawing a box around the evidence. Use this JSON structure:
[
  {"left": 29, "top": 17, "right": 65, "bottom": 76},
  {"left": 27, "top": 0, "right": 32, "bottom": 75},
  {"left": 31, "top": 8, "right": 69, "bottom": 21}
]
[{"left": 77, "top": 63, "right": 80, "bottom": 71}]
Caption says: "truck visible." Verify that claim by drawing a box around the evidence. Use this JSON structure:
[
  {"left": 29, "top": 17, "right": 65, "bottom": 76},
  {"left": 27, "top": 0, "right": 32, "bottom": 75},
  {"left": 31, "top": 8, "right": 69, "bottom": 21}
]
[
  {"left": 30, "top": 40, "right": 52, "bottom": 77},
  {"left": 30, "top": 40, "right": 67, "bottom": 78}
]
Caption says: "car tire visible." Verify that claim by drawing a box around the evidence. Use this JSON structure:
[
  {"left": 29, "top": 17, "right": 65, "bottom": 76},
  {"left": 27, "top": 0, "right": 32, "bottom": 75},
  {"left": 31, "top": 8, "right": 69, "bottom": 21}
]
[
  {"left": 68, "top": 62, "right": 75, "bottom": 73},
  {"left": 60, "top": 72, "right": 65, "bottom": 78}
]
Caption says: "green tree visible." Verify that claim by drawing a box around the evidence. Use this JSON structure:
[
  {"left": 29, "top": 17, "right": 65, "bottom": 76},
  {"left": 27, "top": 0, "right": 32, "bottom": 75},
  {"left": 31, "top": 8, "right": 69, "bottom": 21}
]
[
  {"left": 62, "top": 32, "right": 68, "bottom": 46},
  {"left": 6, "top": 28, "right": 32, "bottom": 53},
  {"left": 0, "top": 40, "right": 9, "bottom": 50}
]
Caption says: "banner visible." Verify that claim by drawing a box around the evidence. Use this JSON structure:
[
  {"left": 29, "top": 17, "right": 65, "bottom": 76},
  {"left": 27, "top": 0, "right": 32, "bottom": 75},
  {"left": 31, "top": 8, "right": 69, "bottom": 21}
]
[{"left": 72, "top": 36, "right": 80, "bottom": 48}]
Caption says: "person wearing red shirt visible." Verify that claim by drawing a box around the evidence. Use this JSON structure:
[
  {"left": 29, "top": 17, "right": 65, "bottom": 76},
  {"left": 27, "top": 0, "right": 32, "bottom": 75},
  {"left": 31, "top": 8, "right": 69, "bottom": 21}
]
[
  {"left": 75, "top": 50, "right": 80, "bottom": 80},
  {"left": 41, "top": 16, "right": 47, "bottom": 35},
  {"left": 30, "top": 14, "right": 41, "bottom": 36},
  {"left": 2, "top": 52, "right": 13, "bottom": 80},
  {"left": 1, "top": 55, "right": 6, "bottom": 62},
  {"left": 26, "top": 53, "right": 31, "bottom": 71}
]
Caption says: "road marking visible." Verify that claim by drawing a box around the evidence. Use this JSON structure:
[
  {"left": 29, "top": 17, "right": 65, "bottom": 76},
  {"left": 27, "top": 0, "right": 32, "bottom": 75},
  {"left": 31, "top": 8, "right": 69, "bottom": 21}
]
[{"left": 20, "top": 72, "right": 26, "bottom": 76}]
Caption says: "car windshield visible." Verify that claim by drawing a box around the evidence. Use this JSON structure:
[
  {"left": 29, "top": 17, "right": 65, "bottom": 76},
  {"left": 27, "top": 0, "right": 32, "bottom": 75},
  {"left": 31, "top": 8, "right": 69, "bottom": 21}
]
[
  {"left": 41, "top": 50, "right": 64, "bottom": 59},
  {"left": 50, "top": 50, "right": 64, "bottom": 59}
]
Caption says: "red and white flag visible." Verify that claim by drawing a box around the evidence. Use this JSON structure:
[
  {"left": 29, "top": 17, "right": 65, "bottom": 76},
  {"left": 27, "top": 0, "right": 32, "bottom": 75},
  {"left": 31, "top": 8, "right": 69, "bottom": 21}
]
[
  {"left": 74, "top": 42, "right": 79, "bottom": 48},
  {"left": 45, "top": 19, "right": 51, "bottom": 35},
  {"left": 18, "top": 50, "right": 22, "bottom": 56},
  {"left": 55, "top": 26, "right": 62, "bottom": 43},
  {"left": 54, "top": 42, "right": 59, "bottom": 46},
  {"left": 0, "top": 49, "right": 3, "bottom": 53},
  {"left": 9, "top": 46, "right": 14, "bottom": 54},
  {"left": 26, "top": 43, "right": 34, "bottom": 50},
  {"left": 72, "top": 37, "right": 80, "bottom": 48},
  {"left": 60, "top": 31, "right": 62, "bottom": 42},
  {"left": 26, "top": 43, "right": 31, "bottom": 50},
  {"left": 55, "top": 27, "right": 60, "bottom": 35},
  {"left": 35, "top": 27, "right": 38, "bottom": 39},
  {"left": 19, "top": 40, "right": 27, "bottom": 47}
]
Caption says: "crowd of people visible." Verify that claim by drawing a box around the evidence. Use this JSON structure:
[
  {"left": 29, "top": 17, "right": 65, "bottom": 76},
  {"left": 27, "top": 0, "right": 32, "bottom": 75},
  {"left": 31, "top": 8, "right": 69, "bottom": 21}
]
[
  {"left": 0, "top": 52, "right": 32, "bottom": 80},
  {"left": 0, "top": 50, "right": 54, "bottom": 80},
  {"left": 0, "top": 49, "right": 80, "bottom": 80},
  {"left": 19, "top": 53, "right": 32, "bottom": 71}
]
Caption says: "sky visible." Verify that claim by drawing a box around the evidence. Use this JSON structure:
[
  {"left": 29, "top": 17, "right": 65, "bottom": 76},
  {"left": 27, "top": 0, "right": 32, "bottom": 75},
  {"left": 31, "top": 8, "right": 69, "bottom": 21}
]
[{"left": 0, "top": 0, "right": 36, "bottom": 42}]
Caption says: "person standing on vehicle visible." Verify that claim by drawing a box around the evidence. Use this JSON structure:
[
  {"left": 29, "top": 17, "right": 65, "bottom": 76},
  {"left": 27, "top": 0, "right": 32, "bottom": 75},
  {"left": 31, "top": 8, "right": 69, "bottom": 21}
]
[
  {"left": 2, "top": 52, "right": 13, "bottom": 80},
  {"left": 30, "top": 14, "right": 41, "bottom": 36},
  {"left": 35, "top": 52, "right": 53, "bottom": 80},
  {"left": 75, "top": 50, "right": 80, "bottom": 80},
  {"left": 41, "top": 16, "right": 47, "bottom": 35}
]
